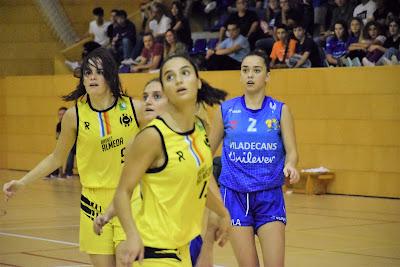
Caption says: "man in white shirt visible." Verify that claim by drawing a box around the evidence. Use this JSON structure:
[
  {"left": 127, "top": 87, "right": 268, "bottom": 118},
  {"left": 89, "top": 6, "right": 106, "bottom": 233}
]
[
  {"left": 353, "top": 0, "right": 377, "bottom": 24},
  {"left": 82, "top": 7, "right": 111, "bottom": 47},
  {"left": 147, "top": 2, "right": 171, "bottom": 41}
]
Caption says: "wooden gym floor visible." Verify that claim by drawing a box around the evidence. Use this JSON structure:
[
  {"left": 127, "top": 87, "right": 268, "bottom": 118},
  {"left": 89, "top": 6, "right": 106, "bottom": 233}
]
[{"left": 0, "top": 169, "right": 399, "bottom": 267}]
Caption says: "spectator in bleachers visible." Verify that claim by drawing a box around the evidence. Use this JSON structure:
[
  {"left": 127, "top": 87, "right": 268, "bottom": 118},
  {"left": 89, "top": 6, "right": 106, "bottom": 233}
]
[
  {"left": 253, "top": 0, "right": 268, "bottom": 19},
  {"left": 387, "top": 0, "right": 400, "bottom": 20},
  {"left": 65, "top": 41, "right": 101, "bottom": 78},
  {"left": 206, "top": 22, "right": 250, "bottom": 70},
  {"left": 140, "top": 1, "right": 153, "bottom": 34},
  {"left": 171, "top": 1, "right": 193, "bottom": 49},
  {"left": 373, "top": 0, "right": 398, "bottom": 27},
  {"left": 329, "top": 0, "right": 356, "bottom": 31},
  {"left": 325, "top": 20, "right": 352, "bottom": 66},
  {"left": 254, "top": 0, "right": 280, "bottom": 56},
  {"left": 313, "top": 0, "right": 328, "bottom": 35},
  {"left": 349, "top": 17, "right": 363, "bottom": 42},
  {"left": 347, "top": 21, "right": 386, "bottom": 65},
  {"left": 218, "top": 0, "right": 261, "bottom": 49},
  {"left": 147, "top": 2, "right": 172, "bottom": 42},
  {"left": 270, "top": 24, "right": 297, "bottom": 68},
  {"left": 364, "top": 18, "right": 399, "bottom": 65},
  {"left": 264, "top": 0, "right": 281, "bottom": 28},
  {"left": 130, "top": 32, "right": 163, "bottom": 72},
  {"left": 163, "top": 29, "right": 188, "bottom": 58},
  {"left": 106, "top": 9, "right": 119, "bottom": 46},
  {"left": 300, "top": 0, "right": 314, "bottom": 36},
  {"left": 111, "top": 10, "right": 137, "bottom": 62},
  {"left": 287, "top": 23, "right": 322, "bottom": 67},
  {"left": 353, "top": 0, "right": 377, "bottom": 24},
  {"left": 48, "top": 107, "right": 75, "bottom": 179},
  {"left": 275, "top": 0, "right": 303, "bottom": 30},
  {"left": 81, "top": 7, "right": 111, "bottom": 47}
]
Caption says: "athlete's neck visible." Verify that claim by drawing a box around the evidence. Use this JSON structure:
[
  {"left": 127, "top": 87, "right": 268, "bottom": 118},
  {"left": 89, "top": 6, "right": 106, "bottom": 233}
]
[
  {"left": 89, "top": 93, "right": 115, "bottom": 110},
  {"left": 244, "top": 90, "right": 266, "bottom": 110},
  {"left": 164, "top": 103, "right": 196, "bottom": 132}
]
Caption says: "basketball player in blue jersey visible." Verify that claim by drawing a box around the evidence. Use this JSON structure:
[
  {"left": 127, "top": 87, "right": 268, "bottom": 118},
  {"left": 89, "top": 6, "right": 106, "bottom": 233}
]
[
  {"left": 3, "top": 48, "right": 147, "bottom": 267},
  {"left": 113, "top": 55, "right": 231, "bottom": 267},
  {"left": 209, "top": 50, "right": 300, "bottom": 267}
]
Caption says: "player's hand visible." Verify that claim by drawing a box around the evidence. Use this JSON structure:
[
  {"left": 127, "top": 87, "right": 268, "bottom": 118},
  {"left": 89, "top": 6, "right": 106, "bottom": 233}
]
[
  {"left": 117, "top": 234, "right": 144, "bottom": 266},
  {"left": 3, "top": 180, "right": 24, "bottom": 201},
  {"left": 214, "top": 209, "right": 231, "bottom": 247},
  {"left": 283, "top": 164, "right": 300, "bottom": 184},
  {"left": 93, "top": 213, "right": 110, "bottom": 235}
]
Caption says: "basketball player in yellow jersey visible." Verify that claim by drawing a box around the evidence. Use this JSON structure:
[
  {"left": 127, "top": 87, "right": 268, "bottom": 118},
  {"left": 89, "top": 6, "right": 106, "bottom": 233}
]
[
  {"left": 93, "top": 78, "right": 224, "bottom": 266},
  {"left": 3, "top": 48, "right": 145, "bottom": 267},
  {"left": 112, "top": 55, "right": 231, "bottom": 267}
]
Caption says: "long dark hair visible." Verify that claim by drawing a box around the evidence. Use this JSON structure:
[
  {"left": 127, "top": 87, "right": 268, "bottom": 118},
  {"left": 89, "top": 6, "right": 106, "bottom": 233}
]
[
  {"left": 362, "top": 21, "right": 381, "bottom": 41},
  {"left": 333, "top": 20, "right": 349, "bottom": 41},
  {"left": 171, "top": 0, "right": 184, "bottom": 20},
  {"left": 63, "top": 47, "right": 124, "bottom": 101},
  {"left": 275, "top": 24, "right": 291, "bottom": 63},
  {"left": 349, "top": 17, "right": 363, "bottom": 38},
  {"left": 159, "top": 55, "right": 227, "bottom": 106}
]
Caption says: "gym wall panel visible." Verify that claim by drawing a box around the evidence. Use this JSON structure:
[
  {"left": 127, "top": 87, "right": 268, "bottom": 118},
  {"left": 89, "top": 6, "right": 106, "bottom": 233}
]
[
  {"left": 7, "top": 134, "right": 54, "bottom": 154},
  {"left": 0, "top": 77, "right": 6, "bottom": 168},
  {"left": 0, "top": 59, "right": 54, "bottom": 76},
  {"left": 0, "top": 24, "right": 54, "bottom": 43},
  {"left": 298, "top": 144, "right": 374, "bottom": 172},
  {"left": 3, "top": 75, "right": 75, "bottom": 98},
  {"left": 5, "top": 116, "right": 54, "bottom": 135},
  {"left": 0, "top": 5, "right": 44, "bottom": 24},
  {"left": 0, "top": 43, "right": 59, "bottom": 60},
  {"left": 328, "top": 171, "right": 400, "bottom": 197},
  {"left": 371, "top": 95, "right": 400, "bottom": 120},
  {"left": 0, "top": 24, "right": 41, "bottom": 43},
  {"left": 296, "top": 120, "right": 400, "bottom": 146},
  {"left": 6, "top": 152, "right": 47, "bottom": 171},
  {"left": 0, "top": 67, "right": 399, "bottom": 197},
  {"left": 0, "top": 134, "right": 6, "bottom": 168},
  {"left": 121, "top": 73, "right": 159, "bottom": 98},
  {"left": 5, "top": 96, "right": 64, "bottom": 116},
  {"left": 372, "top": 147, "right": 400, "bottom": 173}
]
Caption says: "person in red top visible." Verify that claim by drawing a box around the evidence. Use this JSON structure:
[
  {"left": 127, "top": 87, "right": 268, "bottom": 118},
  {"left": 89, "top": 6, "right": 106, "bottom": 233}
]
[
  {"left": 270, "top": 24, "right": 297, "bottom": 68},
  {"left": 131, "top": 32, "right": 163, "bottom": 73}
]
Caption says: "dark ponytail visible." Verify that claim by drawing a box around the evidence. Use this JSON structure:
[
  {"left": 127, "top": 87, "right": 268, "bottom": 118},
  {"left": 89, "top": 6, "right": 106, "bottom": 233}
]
[
  {"left": 198, "top": 79, "right": 227, "bottom": 106},
  {"left": 63, "top": 47, "right": 124, "bottom": 101},
  {"left": 159, "top": 55, "right": 227, "bottom": 106}
]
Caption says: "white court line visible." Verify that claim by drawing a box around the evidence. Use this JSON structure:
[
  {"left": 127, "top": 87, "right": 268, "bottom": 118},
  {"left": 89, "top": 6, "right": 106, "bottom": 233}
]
[
  {"left": 0, "top": 224, "right": 79, "bottom": 231},
  {"left": 0, "top": 231, "right": 79, "bottom": 246}
]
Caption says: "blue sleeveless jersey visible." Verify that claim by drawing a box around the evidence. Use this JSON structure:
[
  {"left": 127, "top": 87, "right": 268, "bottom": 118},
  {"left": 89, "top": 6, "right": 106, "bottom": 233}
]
[{"left": 219, "top": 96, "right": 286, "bottom": 192}]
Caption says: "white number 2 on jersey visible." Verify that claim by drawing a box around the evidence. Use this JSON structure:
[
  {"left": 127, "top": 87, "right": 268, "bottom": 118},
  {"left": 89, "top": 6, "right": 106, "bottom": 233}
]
[{"left": 247, "top": 118, "right": 257, "bottom": 132}]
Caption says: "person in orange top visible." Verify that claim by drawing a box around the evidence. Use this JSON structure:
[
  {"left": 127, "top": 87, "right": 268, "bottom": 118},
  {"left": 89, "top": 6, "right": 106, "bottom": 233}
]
[{"left": 270, "top": 24, "right": 297, "bottom": 68}]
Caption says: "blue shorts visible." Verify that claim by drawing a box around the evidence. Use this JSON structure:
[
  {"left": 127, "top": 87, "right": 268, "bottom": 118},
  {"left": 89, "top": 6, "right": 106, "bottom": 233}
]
[
  {"left": 221, "top": 185, "right": 286, "bottom": 231},
  {"left": 189, "top": 235, "right": 202, "bottom": 266}
]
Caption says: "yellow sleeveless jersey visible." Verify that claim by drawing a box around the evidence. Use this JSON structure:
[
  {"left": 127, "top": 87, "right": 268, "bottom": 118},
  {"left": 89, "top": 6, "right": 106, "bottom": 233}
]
[
  {"left": 136, "top": 117, "right": 213, "bottom": 249},
  {"left": 76, "top": 95, "right": 140, "bottom": 189}
]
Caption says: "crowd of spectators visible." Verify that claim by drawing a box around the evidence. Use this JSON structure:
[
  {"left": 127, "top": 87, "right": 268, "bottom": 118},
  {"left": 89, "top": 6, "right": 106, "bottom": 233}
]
[{"left": 71, "top": 0, "right": 400, "bottom": 73}]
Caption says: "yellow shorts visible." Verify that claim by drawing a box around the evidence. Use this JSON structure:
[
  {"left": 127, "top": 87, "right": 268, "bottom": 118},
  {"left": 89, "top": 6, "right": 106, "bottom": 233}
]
[
  {"left": 132, "top": 244, "right": 191, "bottom": 267},
  {"left": 79, "top": 187, "right": 141, "bottom": 254}
]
